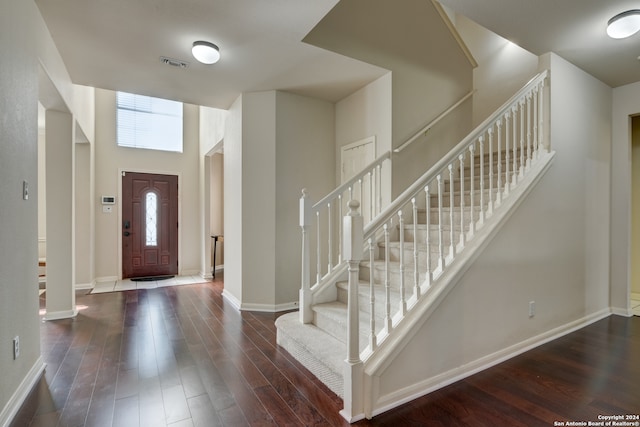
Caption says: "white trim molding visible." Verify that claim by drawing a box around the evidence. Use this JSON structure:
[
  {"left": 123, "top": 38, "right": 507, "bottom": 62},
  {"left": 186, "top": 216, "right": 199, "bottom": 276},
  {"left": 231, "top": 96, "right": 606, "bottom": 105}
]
[
  {"left": 0, "top": 357, "right": 45, "bottom": 427},
  {"left": 369, "top": 309, "right": 612, "bottom": 418}
]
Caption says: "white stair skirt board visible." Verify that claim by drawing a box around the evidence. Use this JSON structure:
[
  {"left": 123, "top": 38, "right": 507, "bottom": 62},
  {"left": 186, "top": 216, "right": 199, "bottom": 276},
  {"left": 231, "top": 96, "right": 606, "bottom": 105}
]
[{"left": 0, "top": 357, "right": 45, "bottom": 427}]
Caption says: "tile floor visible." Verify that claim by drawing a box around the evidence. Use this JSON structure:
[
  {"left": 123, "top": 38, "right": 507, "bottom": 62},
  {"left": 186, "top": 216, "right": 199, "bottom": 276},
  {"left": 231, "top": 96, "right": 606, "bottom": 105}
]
[{"left": 91, "top": 275, "right": 206, "bottom": 294}]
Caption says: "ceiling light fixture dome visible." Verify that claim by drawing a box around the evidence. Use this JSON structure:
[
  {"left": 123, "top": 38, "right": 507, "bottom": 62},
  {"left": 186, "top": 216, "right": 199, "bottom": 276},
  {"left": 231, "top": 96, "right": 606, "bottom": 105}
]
[
  {"left": 607, "top": 9, "right": 640, "bottom": 39},
  {"left": 192, "top": 41, "right": 220, "bottom": 64}
]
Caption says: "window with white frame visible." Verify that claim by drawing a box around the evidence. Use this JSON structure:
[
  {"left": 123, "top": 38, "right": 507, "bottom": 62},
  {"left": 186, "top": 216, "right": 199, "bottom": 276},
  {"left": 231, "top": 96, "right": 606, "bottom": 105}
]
[{"left": 116, "top": 92, "right": 183, "bottom": 153}]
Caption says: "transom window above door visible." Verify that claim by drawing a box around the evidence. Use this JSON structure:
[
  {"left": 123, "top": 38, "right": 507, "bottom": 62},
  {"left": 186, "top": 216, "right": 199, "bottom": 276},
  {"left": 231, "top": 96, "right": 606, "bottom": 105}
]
[{"left": 116, "top": 92, "right": 183, "bottom": 153}]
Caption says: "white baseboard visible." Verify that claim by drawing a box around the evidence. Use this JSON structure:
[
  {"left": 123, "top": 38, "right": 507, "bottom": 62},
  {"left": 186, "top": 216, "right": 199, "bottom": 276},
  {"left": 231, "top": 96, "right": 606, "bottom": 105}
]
[
  {"left": 221, "top": 289, "right": 241, "bottom": 311},
  {"left": 75, "top": 280, "right": 95, "bottom": 291},
  {"left": 611, "top": 306, "right": 633, "bottom": 317},
  {"left": 42, "top": 308, "right": 78, "bottom": 321},
  {"left": 0, "top": 357, "right": 45, "bottom": 427},
  {"left": 371, "top": 309, "right": 611, "bottom": 418},
  {"left": 240, "top": 301, "right": 299, "bottom": 312},
  {"left": 95, "top": 276, "right": 118, "bottom": 283},
  {"left": 180, "top": 269, "right": 200, "bottom": 277}
]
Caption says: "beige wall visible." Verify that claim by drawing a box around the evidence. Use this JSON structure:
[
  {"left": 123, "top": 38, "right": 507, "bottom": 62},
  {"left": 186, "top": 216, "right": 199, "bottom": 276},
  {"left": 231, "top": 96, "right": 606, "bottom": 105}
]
[
  {"left": 275, "top": 91, "right": 335, "bottom": 306},
  {"left": 0, "top": 1, "right": 42, "bottom": 420},
  {"left": 631, "top": 116, "right": 640, "bottom": 295},
  {"left": 455, "top": 14, "right": 539, "bottom": 127},
  {"left": 336, "top": 72, "right": 393, "bottom": 208},
  {"left": 94, "top": 89, "right": 201, "bottom": 280},
  {"left": 222, "top": 91, "right": 335, "bottom": 310}
]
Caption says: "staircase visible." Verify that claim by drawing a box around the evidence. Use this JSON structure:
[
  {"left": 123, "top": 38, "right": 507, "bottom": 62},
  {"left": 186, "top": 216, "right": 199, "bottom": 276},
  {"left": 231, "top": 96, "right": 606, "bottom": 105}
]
[{"left": 276, "top": 70, "right": 554, "bottom": 421}]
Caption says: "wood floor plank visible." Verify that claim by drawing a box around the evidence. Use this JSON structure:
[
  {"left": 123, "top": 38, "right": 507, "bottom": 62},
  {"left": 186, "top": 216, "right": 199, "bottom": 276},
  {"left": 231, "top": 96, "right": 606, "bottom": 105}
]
[{"left": 12, "top": 279, "right": 640, "bottom": 427}]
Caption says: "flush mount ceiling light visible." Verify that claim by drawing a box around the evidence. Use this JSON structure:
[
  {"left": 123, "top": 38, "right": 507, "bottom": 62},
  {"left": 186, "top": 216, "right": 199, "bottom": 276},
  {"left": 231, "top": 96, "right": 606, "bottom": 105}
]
[
  {"left": 192, "top": 41, "right": 220, "bottom": 64},
  {"left": 607, "top": 10, "right": 640, "bottom": 39}
]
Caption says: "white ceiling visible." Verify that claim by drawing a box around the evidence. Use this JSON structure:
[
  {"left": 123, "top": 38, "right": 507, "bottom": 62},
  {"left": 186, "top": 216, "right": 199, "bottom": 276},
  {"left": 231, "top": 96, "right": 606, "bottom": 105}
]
[
  {"left": 35, "top": 0, "right": 640, "bottom": 110},
  {"left": 438, "top": 0, "right": 640, "bottom": 89}
]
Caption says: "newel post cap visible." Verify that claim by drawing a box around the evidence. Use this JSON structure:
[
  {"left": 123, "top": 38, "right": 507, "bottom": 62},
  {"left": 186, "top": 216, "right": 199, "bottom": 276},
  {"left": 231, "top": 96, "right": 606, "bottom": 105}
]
[{"left": 300, "top": 188, "right": 311, "bottom": 227}]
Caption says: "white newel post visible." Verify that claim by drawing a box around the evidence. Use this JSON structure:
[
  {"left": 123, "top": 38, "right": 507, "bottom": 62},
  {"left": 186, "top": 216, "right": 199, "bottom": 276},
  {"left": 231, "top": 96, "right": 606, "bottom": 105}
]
[
  {"left": 341, "top": 200, "right": 364, "bottom": 422},
  {"left": 300, "top": 189, "right": 313, "bottom": 324}
]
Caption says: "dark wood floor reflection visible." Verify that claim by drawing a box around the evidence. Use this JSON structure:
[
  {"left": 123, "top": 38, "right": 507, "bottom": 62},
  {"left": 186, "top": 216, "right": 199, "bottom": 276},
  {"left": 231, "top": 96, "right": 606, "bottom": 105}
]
[{"left": 12, "top": 277, "right": 640, "bottom": 426}]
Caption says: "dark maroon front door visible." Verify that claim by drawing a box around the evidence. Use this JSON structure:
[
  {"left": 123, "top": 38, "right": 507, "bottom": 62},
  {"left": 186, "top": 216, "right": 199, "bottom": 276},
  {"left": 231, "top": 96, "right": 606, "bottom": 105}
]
[{"left": 122, "top": 172, "right": 178, "bottom": 279}]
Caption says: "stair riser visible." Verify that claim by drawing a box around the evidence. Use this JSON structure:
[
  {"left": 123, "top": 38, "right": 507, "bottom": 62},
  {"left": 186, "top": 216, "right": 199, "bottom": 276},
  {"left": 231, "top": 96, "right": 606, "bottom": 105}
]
[
  {"left": 337, "top": 284, "right": 402, "bottom": 320},
  {"left": 417, "top": 209, "right": 482, "bottom": 226},
  {"left": 312, "top": 308, "right": 372, "bottom": 352},
  {"left": 403, "top": 226, "right": 465, "bottom": 244},
  {"left": 383, "top": 245, "right": 453, "bottom": 268},
  {"left": 430, "top": 189, "right": 501, "bottom": 207},
  {"left": 360, "top": 263, "right": 429, "bottom": 289}
]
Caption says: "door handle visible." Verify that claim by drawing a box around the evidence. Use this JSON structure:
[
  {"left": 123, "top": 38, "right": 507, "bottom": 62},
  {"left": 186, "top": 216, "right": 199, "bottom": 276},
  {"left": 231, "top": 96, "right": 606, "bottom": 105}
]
[{"left": 123, "top": 231, "right": 130, "bottom": 236}]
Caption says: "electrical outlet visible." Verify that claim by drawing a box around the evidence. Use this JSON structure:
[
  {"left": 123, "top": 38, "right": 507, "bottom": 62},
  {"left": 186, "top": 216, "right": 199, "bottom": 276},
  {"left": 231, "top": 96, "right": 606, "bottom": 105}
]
[
  {"left": 529, "top": 301, "right": 535, "bottom": 318},
  {"left": 13, "top": 336, "right": 19, "bottom": 360}
]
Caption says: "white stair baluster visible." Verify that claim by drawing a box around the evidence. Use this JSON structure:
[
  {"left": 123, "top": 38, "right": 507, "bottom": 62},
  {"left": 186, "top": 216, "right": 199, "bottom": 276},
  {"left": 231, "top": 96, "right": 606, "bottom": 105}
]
[
  {"left": 496, "top": 119, "right": 503, "bottom": 206},
  {"left": 384, "top": 224, "right": 392, "bottom": 334},
  {"left": 412, "top": 198, "right": 420, "bottom": 299},
  {"left": 316, "top": 211, "right": 321, "bottom": 284},
  {"left": 468, "top": 144, "right": 476, "bottom": 240},
  {"left": 338, "top": 194, "right": 343, "bottom": 263},
  {"left": 488, "top": 127, "right": 494, "bottom": 216},
  {"left": 369, "top": 237, "right": 376, "bottom": 350},
  {"left": 424, "top": 185, "right": 432, "bottom": 286},
  {"left": 526, "top": 94, "right": 532, "bottom": 171},
  {"left": 398, "top": 210, "right": 406, "bottom": 316},
  {"left": 505, "top": 111, "right": 511, "bottom": 196},
  {"left": 532, "top": 86, "right": 539, "bottom": 160},
  {"left": 458, "top": 153, "right": 465, "bottom": 250},
  {"left": 437, "top": 174, "right": 445, "bottom": 271},
  {"left": 539, "top": 79, "right": 546, "bottom": 153},
  {"left": 377, "top": 164, "right": 382, "bottom": 216},
  {"left": 327, "top": 203, "right": 332, "bottom": 272},
  {"left": 512, "top": 106, "right": 518, "bottom": 187},
  {"left": 479, "top": 136, "right": 485, "bottom": 227},
  {"left": 519, "top": 99, "right": 525, "bottom": 178},
  {"left": 369, "top": 171, "right": 373, "bottom": 223},
  {"left": 448, "top": 164, "right": 456, "bottom": 260}
]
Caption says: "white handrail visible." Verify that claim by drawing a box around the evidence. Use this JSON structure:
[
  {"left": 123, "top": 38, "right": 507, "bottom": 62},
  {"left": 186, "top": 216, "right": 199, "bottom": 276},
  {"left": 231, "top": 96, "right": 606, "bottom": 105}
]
[
  {"left": 312, "top": 151, "right": 391, "bottom": 213},
  {"left": 394, "top": 90, "right": 475, "bottom": 153},
  {"left": 365, "top": 70, "right": 548, "bottom": 240}
]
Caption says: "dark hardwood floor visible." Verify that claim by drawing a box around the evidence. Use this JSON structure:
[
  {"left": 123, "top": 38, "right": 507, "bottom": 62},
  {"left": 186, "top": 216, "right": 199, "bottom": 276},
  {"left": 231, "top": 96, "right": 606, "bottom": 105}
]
[{"left": 11, "top": 276, "right": 640, "bottom": 426}]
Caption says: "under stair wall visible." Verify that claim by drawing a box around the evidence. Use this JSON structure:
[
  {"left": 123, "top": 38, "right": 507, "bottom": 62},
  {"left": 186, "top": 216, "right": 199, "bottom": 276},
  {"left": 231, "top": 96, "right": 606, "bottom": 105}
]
[{"left": 364, "top": 53, "right": 612, "bottom": 417}]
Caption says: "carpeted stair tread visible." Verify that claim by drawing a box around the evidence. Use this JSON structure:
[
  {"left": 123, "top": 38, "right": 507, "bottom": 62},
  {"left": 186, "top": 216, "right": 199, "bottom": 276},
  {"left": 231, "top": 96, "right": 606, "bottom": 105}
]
[{"left": 275, "top": 311, "right": 345, "bottom": 397}]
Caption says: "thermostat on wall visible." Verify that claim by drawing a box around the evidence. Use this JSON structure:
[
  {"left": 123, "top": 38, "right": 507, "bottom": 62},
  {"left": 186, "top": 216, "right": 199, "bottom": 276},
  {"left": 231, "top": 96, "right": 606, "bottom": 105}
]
[{"left": 101, "top": 196, "right": 116, "bottom": 205}]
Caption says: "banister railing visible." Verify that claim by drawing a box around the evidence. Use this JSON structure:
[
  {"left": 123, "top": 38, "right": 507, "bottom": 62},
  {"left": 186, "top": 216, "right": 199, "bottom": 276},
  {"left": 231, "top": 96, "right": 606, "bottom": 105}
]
[
  {"left": 299, "top": 150, "right": 392, "bottom": 323},
  {"left": 296, "top": 70, "right": 550, "bottom": 420},
  {"left": 359, "top": 68, "right": 548, "bottom": 351}
]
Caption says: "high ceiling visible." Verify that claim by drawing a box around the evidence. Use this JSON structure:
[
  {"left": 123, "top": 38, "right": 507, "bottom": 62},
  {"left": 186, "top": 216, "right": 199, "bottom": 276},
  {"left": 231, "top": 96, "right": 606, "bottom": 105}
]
[
  {"left": 438, "top": 0, "right": 640, "bottom": 89},
  {"left": 35, "top": 0, "right": 640, "bottom": 109}
]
